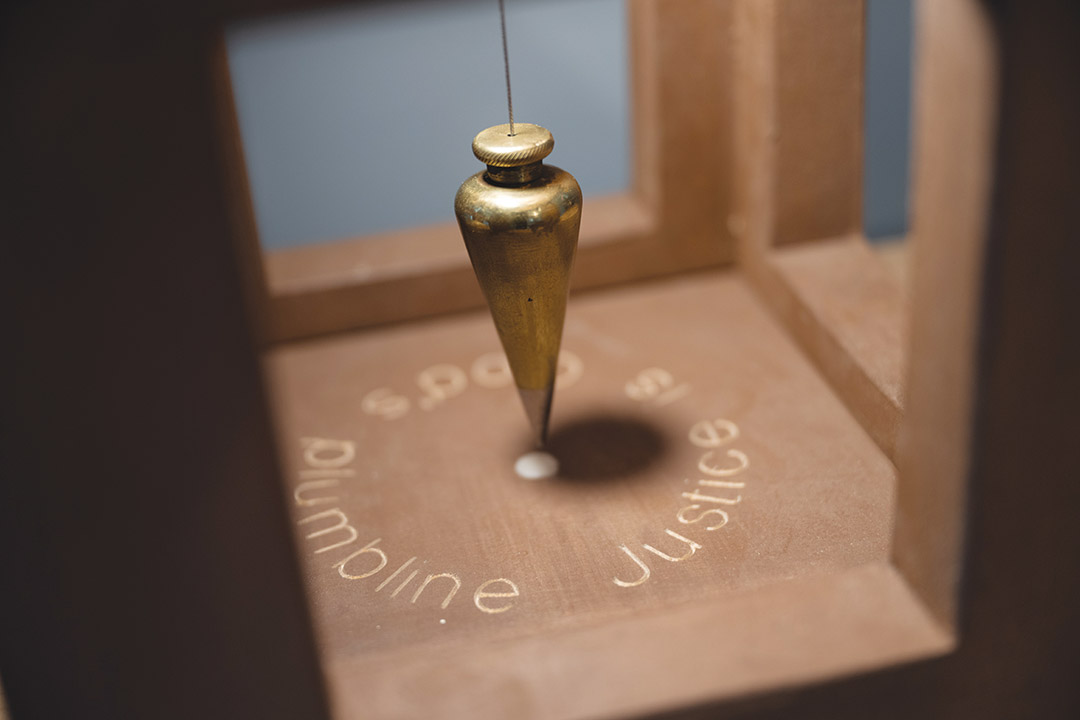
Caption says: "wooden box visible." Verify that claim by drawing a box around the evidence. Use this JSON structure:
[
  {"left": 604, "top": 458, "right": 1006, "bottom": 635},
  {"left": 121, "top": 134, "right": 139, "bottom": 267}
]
[{"left": 2, "top": 1, "right": 1077, "bottom": 719}]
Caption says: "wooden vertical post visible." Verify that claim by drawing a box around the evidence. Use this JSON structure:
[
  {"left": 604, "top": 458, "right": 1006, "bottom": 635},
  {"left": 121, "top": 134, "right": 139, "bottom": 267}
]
[
  {"left": 894, "top": 0, "right": 999, "bottom": 629},
  {"left": 732, "top": 0, "right": 864, "bottom": 253},
  {"left": 732, "top": 0, "right": 907, "bottom": 462},
  {"left": 0, "top": 7, "right": 330, "bottom": 719},
  {"left": 773, "top": 0, "right": 864, "bottom": 246}
]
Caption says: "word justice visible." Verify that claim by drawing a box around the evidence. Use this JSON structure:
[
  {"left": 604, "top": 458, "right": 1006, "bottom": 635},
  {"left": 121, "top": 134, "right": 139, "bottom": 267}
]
[
  {"left": 292, "top": 437, "right": 521, "bottom": 616},
  {"left": 612, "top": 418, "right": 748, "bottom": 588}
]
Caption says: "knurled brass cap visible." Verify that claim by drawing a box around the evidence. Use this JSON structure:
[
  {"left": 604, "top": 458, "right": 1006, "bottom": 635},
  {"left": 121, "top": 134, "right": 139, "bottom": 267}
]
[{"left": 472, "top": 123, "right": 554, "bottom": 167}]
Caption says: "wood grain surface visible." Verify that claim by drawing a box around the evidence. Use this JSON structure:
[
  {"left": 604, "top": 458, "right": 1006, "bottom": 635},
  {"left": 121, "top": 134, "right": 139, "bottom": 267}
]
[
  {"left": 4, "top": 0, "right": 1078, "bottom": 718},
  {"left": 264, "top": 271, "right": 943, "bottom": 717}
]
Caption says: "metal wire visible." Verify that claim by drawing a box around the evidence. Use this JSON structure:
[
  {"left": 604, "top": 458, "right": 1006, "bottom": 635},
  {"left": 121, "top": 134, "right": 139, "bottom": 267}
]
[{"left": 498, "top": 0, "right": 515, "bottom": 135}]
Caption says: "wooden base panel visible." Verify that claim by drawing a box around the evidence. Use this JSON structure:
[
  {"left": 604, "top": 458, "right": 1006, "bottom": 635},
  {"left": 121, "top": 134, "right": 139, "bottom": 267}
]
[{"left": 264, "top": 271, "right": 944, "bottom": 718}]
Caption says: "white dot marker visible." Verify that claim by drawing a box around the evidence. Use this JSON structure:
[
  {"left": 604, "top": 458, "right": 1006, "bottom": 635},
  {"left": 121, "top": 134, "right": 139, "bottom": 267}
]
[
  {"left": 515, "top": 451, "right": 559, "bottom": 480},
  {"left": 439, "top": 618, "right": 446, "bottom": 625}
]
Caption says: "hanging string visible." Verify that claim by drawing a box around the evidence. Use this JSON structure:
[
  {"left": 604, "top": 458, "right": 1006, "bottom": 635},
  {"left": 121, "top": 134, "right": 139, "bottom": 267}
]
[{"left": 498, "top": 0, "right": 515, "bottom": 135}]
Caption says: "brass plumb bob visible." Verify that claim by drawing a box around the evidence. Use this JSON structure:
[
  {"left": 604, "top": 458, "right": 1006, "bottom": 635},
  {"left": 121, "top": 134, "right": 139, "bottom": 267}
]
[{"left": 454, "top": 123, "right": 582, "bottom": 447}]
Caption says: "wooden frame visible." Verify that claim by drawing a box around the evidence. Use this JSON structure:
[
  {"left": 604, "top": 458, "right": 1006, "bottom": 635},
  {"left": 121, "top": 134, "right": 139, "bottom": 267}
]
[
  {"left": 3, "top": 0, "right": 1079, "bottom": 718},
  {"left": 221, "top": 0, "right": 736, "bottom": 342},
  {"left": 732, "top": 0, "right": 909, "bottom": 463},
  {"left": 270, "top": 2, "right": 974, "bottom": 715}
]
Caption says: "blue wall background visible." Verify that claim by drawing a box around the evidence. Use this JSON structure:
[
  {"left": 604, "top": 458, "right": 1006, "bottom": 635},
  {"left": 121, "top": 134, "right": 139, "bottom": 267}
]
[
  {"left": 227, "top": 0, "right": 630, "bottom": 250},
  {"left": 227, "top": 0, "right": 910, "bottom": 250},
  {"left": 864, "top": 0, "right": 913, "bottom": 240}
]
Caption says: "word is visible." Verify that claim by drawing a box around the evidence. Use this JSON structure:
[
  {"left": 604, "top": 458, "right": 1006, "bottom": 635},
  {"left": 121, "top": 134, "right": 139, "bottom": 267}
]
[
  {"left": 294, "top": 437, "right": 521, "bottom": 615},
  {"left": 625, "top": 367, "right": 691, "bottom": 407}
]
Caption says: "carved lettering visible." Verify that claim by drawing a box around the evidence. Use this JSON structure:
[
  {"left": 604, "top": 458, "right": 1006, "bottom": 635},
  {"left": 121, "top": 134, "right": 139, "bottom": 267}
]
[
  {"left": 676, "top": 504, "right": 730, "bottom": 531},
  {"left": 471, "top": 352, "right": 513, "bottom": 388},
  {"left": 642, "top": 529, "right": 702, "bottom": 563},
  {"left": 298, "top": 508, "right": 358, "bottom": 554},
  {"left": 411, "top": 573, "right": 462, "bottom": 609},
  {"left": 473, "top": 578, "right": 520, "bottom": 614},
  {"left": 611, "top": 418, "right": 749, "bottom": 590},
  {"left": 375, "top": 557, "right": 417, "bottom": 592},
  {"left": 688, "top": 419, "right": 739, "bottom": 448},
  {"left": 301, "top": 437, "right": 356, "bottom": 468},
  {"left": 417, "top": 364, "right": 468, "bottom": 410},
  {"left": 613, "top": 545, "right": 652, "bottom": 588},
  {"left": 293, "top": 478, "right": 341, "bottom": 508},
  {"left": 361, "top": 388, "right": 410, "bottom": 420},
  {"left": 390, "top": 570, "right": 419, "bottom": 597},
  {"left": 624, "top": 366, "right": 689, "bottom": 406},
  {"left": 333, "top": 538, "right": 388, "bottom": 580},
  {"left": 681, "top": 490, "right": 742, "bottom": 506},
  {"left": 624, "top": 367, "right": 675, "bottom": 401},
  {"left": 697, "top": 478, "right": 746, "bottom": 489},
  {"left": 698, "top": 449, "right": 749, "bottom": 477}
]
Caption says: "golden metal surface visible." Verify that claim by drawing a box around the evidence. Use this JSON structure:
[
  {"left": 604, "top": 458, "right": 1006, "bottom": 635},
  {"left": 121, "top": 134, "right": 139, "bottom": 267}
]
[
  {"left": 455, "top": 123, "right": 581, "bottom": 447},
  {"left": 471, "top": 123, "right": 554, "bottom": 167}
]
